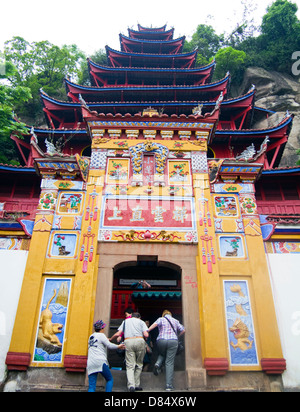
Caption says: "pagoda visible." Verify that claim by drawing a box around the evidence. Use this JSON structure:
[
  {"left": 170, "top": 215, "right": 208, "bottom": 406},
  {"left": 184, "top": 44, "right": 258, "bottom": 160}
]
[{"left": 2, "top": 24, "right": 300, "bottom": 392}]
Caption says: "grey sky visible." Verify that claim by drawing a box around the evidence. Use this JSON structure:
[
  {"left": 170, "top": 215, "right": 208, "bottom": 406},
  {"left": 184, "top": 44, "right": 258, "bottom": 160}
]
[{"left": 1, "top": 0, "right": 293, "bottom": 55}]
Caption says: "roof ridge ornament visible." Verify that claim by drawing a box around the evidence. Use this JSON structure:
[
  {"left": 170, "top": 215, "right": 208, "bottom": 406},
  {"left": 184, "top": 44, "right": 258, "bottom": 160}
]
[
  {"left": 192, "top": 104, "right": 203, "bottom": 116},
  {"left": 40, "top": 88, "right": 49, "bottom": 97},
  {"left": 215, "top": 91, "right": 224, "bottom": 110},
  {"left": 30, "top": 126, "right": 78, "bottom": 159},
  {"left": 142, "top": 106, "right": 159, "bottom": 117},
  {"left": 236, "top": 136, "right": 270, "bottom": 162},
  {"left": 78, "top": 94, "right": 89, "bottom": 110}
]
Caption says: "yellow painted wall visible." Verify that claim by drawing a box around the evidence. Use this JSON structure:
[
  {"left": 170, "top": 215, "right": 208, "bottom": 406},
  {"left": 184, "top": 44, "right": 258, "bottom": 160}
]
[{"left": 7, "top": 131, "right": 284, "bottom": 375}]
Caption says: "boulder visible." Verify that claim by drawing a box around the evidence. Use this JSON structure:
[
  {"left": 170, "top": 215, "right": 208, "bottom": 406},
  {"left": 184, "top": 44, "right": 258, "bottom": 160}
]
[{"left": 239, "top": 67, "right": 300, "bottom": 167}]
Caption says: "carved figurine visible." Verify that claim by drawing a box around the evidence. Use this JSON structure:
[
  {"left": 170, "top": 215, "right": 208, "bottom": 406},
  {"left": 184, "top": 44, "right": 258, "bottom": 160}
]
[
  {"left": 39, "top": 289, "right": 63, "bottom": 347},
  {"left": 230, "top": 318, "right": 253, "bottom": 351}
]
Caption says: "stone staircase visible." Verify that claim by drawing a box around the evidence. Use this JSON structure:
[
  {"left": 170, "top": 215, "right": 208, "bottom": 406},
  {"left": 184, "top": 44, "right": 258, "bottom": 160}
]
[
  {"left": 3, "top": 367, "right": 263, "bottom": 392},
  {"left": 99, "top": 369, "right": 188, "bottom": 392}
]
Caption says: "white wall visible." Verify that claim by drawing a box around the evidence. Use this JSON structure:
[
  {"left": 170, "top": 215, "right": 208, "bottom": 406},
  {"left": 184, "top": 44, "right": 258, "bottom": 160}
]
[
  {"left": 267, "top": 253, "right": 300, "bottom": 390},
  {"left": 0, "top": 250, "right": 28, "bottom": 384}
]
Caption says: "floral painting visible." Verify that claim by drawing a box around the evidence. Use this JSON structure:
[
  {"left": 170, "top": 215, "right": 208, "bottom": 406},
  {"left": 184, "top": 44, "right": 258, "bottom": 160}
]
[
  {"left": 57, "top": 192, "right": 84, "bottom": 214},
  {"left": 48, "top": 231, "right": 79, "bottom": 258},
  {"left": 168, "top": 160, "right": 191, "bottom": 185},
  {"left": 106, "top": 158, "right": 129, "bottom": 184},
  {"left": 240, "top": 195, "right": 257, "bottom": 215},
  {"left": 219, "top": 235, "right": 245, "bottom": 258}
]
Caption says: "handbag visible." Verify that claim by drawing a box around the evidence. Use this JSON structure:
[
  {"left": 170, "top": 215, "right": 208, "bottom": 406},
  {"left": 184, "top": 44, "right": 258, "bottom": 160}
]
[{"left": 165, "top": 316, "right": 184, "bottom": 356}]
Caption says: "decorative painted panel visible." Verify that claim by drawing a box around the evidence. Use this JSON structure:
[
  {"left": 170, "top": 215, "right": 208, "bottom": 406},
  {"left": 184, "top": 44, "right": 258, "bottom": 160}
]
[
  {"left": 0, "top": 238, "right": 23, "bottom": 250},
  {"left": 38, "top": 191, "right": 57, "bottom": 212},
  {"left": 129, "top": 142, "right": 169, "bottom": 177},
  {"left": 213, "top": 183, "right": 255, "bottom": 194},
  {"left": 56, "top": 192, "right": 85, "bottom": 215},
  {"left": 218, "top": 235, "right": 246, "bottom": 258},
  {"left": 90, "top": 149, "right": 108, "bottom": 170},
  {"left": 89, "top": 120, "right": 215, "bottom": 130},
  {"left": 213, "top": 194, "right": 243, "bottom": 234},
  {"left": 191, "top": 151, "right": 208, "bottom": 173},
  {"left": 214, "top": 195, "right": 238, "bottom": 217},
  {"left": 106, "top": 158, "right": 130, "bottom": 185},
  {"left": 47, "top": 231, "right": 80, "bottom": 258},
  {"left": 33, "top": 278, "right": 71, "bottom": 364},
  {"left": 101, "top": 196, "right": 195, "bottom": 230},
  {"left": 239, "top": 194, "right": 257, "bottom": 215},
  {"left": 99, "top": 195, "right": 197, "bottom": 243},
  {"left": 52, "top": 191, "right": 85, "bottom": 230},
  {"left": 269, "top": 241, "right": 300, "bottom": 254},
  {"left": 168, "top": 160, "right": 192, "bottom": 186},
  {"left": 224, "top": 280, "right": 259, "bottom": 366},
  {"left": 41, "top": 179, "right": 86, "bottom": 191}
]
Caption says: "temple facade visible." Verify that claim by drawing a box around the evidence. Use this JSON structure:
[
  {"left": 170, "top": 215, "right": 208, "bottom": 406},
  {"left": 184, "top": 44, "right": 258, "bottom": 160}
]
[{"left": 1, "top": 25, "right": 300, "bottom": 392}]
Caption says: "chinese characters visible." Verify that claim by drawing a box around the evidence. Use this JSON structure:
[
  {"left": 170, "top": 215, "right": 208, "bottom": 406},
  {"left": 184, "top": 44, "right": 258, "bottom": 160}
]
[{"left": 103, "top": 197, "right": 195, "bottom": 230}]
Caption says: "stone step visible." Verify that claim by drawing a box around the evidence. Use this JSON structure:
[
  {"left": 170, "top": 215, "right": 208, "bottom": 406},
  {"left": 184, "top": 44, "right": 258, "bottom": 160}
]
[
  {"left": 98, "top": 369, "right": 188, "bottom": 392},
  {"left": 18, "top": 370, "right": 190, "bottom": 392},
  {"left": 2, "top": 367, "right": 259, "bottom": 392}
]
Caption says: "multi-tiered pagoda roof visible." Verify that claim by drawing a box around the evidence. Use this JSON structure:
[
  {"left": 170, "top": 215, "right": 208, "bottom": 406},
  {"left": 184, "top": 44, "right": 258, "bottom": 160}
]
[
  {"left": 87, "top": 58, "right": 215, "bottom": 87},
  {"left": 119, "top": 33, "right": 185, "bottom": 54},
  {"left": 0, "top": 23, "right": 298, "bottom": 246},
  {"left": 15, "top": 24, "right": 294, "bottom": 170}
]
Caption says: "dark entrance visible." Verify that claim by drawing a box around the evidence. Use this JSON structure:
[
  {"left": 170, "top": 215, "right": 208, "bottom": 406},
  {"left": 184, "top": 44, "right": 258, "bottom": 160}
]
[{"left": 109, "top": 256, "right": 185, "bottom": 371}]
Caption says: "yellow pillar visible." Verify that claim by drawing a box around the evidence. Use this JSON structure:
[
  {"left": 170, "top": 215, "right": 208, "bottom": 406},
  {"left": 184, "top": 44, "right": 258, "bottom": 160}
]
[
  {"left": 6, "top": 189, "right": 56, "bottom": 370},
  {"left": 244, "top": 215, "right": 284, "bottom": 372},
  {"left": 193, "top": 173, "right": 229, "bottom": 375},
  {"left": 63, "top": 170, "right": 104, "bottom": 371},
  {"left": 8, "top": 229, "right": 52, "bottom": 354}
]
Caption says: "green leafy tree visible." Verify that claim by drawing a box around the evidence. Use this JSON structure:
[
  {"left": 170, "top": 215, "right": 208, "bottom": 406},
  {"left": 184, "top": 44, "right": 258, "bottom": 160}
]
[
  {"left": 4, "top": 37, "right": 85, "bottom": 123},
  {"left": 239, "top": 0, "right": 300, "bottom": 73},
  {"left": 183, "top": 24, "right": 224, "bottom": 66},
  {"left": 78, "top": 48, "right": 107, "bottom": 85},
  {"left": 260, "top": 0, "right": 300, "bottom": 72},
  {"left": 214, "top": 47, "right": 247, "bottom": 86},
  {"left": 0, "top": 60, "right": 32, "bottom": 164}
]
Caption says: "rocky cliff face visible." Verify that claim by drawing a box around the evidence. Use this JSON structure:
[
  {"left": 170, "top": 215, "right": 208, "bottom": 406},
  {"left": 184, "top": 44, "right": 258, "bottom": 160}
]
[{"left": 238, "top": 67, "right": 300, "bottom": 167}]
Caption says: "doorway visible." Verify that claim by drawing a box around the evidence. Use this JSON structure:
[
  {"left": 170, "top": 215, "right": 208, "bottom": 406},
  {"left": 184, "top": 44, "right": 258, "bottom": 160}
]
[
  {"left": 94, "top": 242, "right": 203, "bottom": 386},
  {"left": 109, "top": 256, "right": 184, "bottom": 371}
]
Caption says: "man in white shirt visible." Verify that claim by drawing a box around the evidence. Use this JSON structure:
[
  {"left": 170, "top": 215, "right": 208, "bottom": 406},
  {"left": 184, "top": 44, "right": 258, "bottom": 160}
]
[{"left": 111, "top": 311, "right": 149, "bottom": 392}]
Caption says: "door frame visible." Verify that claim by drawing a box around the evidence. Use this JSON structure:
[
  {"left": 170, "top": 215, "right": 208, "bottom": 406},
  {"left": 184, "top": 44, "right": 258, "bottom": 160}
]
[{"left": 94, "top": 242, "right": 205, "bottom": 388}]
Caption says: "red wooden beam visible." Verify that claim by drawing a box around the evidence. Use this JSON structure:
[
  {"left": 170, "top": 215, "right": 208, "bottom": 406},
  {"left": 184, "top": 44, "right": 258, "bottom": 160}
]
[
  {"left": 67, "top": 92, "right": 80, "bottom": 103},
  {"left": 267, "top": 135, "right": 288, "bottom": 169},
  {"left": 43, "top": 108, "right": 63, "bottom": 129},
  {"left": 90, "top": 71, "right": 101, "bottom": 87},
  {"left": 10, "top": 135, "right": 30, "bottom": 165},
  {"left": 269, "top": 145, "right": 282, "bottom": 169},
  {"left": 266, "top": 136, "right": 288, "bottom": 152}
]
